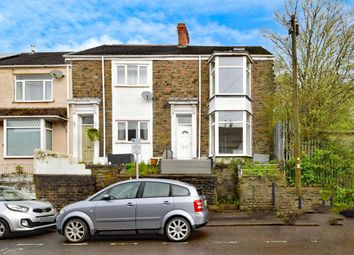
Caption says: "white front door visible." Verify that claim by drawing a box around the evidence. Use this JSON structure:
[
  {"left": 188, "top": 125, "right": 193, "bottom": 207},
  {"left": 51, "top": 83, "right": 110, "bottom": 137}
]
[{"left": 176, "top": 115, "right": 193, "bottom": 159}]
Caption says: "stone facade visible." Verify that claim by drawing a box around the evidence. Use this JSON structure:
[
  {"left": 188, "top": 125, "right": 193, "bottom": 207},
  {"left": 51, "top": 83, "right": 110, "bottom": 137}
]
[
  {"left": 70, "top": 58, "right": 274, "bottom": 160},
  {"left": 152, "top": 60, "right": 209, "bottom": 157},
  {"left": 70, "top": 60, "right": 112, "bottom": 156},
  {"left": 252, "top": 60, "right": 275, "bottom": 157}
]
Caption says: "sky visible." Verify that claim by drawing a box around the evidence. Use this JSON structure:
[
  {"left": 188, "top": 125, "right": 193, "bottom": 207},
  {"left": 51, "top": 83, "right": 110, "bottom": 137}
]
[{"left": 0, "top": 0, "right": 351, "bottom": 54}]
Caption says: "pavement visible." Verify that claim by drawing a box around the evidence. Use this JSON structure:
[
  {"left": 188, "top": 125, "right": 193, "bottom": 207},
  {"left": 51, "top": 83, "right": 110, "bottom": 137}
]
[{"left": 208, "top": 207, "right": 347, "bottom": 227}]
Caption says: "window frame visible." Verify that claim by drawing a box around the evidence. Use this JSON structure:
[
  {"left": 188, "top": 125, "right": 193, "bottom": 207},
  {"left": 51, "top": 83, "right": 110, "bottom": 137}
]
[
  {"left": 210, "top": 56, "right": 252, "bottom": 97},
  {"left": 115, "top": 64, "right": 149, "bottom": 87},
  {"left": 141, "top": 182, "right": 171, "bottom": 198},
  {"left": 15, "top": 78, "right": 54, "bottom": 102},
  {"left": 4, "top": 119, "right": 54, "bottom": 158},
  {"left": 116, "top": 120, "right": 150, "bottom": 143},
  {"left": 209, "top": 111, "right": 252, "bottom": 157}
]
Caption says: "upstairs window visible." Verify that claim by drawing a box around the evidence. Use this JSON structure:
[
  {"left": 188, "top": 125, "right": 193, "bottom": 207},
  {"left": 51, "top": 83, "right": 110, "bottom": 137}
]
[
  {"left": 209, "top": 56, "right": 252, "bottom": 97},
  {"left": 218, "top": 57, "right": 244, "bottom": 94},
  {"left": 116, "top": 64, "right": 148, "bottom": 86},
  {"left": 15, "top": 74, "right": 53, "bottom": 102}
]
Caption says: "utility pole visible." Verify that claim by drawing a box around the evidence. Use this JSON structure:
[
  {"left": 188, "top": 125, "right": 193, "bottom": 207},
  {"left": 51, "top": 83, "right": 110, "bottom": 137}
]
[{"left": 289, "top": 14, "right": 302, "bottom": 208}]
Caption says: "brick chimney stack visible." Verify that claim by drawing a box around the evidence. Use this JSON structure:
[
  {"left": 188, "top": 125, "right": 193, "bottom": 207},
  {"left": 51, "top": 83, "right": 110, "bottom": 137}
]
[{"left": 177, "top": 23, "right": 190, "bottom": 47}]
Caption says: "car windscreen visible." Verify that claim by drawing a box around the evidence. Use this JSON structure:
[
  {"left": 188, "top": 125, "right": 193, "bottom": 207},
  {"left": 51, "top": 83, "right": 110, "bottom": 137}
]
[{"left": 0, "top": 188, "right": 33, "bottom": 201}]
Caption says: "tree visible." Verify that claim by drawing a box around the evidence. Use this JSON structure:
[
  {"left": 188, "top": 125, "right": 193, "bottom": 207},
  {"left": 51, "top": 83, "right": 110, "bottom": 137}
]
[{"left": 265, "top": 0, "right": 354, "bottom": 141}]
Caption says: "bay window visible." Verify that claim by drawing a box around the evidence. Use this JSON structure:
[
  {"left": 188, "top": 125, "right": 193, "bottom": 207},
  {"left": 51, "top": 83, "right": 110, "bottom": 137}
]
[
  {"left": 5, "top": 119, "right": 53, "bottom": 157},
  {"left": 117, "top": 121, "right": 149, "bottom": 142},
  {"left": 209, "top": 55, "right": 252, "bottom": 97},
  {"left": 209, "top": 111, "right": 252, "bottom": 156},
  {"left": 15, "top": 74, "right": 53, "bottom": 101}
]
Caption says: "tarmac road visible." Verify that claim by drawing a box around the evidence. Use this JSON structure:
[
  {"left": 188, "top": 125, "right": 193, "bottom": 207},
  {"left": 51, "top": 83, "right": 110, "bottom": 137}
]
[{"left": 0, "top": 219, "right": 353, "bottom": 255}]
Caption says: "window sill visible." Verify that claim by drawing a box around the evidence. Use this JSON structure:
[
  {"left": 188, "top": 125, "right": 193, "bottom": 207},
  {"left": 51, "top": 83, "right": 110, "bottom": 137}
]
[
  {"left": 13, "top": 100, "right": 55, "bottom": 103},
  {"left": 4, "top": 156, "right": 34, "bottom": 159},
  {"left": 114, "top": 85, "right": 150, "bottom": 88},
  {"left": 115, "top": 141, "right": 151, "bottom": 144},
  {"left": 210, "top": 154, "right": 252, "bottom": 157}
]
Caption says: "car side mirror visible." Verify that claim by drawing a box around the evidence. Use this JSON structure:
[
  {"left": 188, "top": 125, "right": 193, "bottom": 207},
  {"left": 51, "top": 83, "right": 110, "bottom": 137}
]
[{"left": 102, "top": 194, "right": 111, "bottom": 200}]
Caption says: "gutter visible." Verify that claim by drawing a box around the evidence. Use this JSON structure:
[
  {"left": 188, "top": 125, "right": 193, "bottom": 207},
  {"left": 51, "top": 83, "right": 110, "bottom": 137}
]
[
  {"left": 198, "top": 56, "right": 202, "bottom": 159},
  {"left": 65, "top": 64, "right": 72, "bottom": 155},
  {"left": 101, "top": 56, "right": 106, "bottom": 158}
]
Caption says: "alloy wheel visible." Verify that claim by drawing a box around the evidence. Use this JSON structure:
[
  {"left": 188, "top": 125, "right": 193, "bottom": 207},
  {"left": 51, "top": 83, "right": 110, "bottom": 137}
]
[
  {"left": 166, "top": 218, "right": 191, "bottom": 242},
  {"left": 64, "top": 219, "right": 88, "bottom": 243},
  {"left": 0, "top": 219, "right": 9, "bottom": 239},
  {"left": 0, "top": 221, "right": 5, "bottom": 237}
]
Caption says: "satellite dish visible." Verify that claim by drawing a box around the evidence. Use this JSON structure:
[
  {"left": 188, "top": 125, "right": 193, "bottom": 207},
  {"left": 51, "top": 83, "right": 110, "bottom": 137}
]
[
  {"left": 141, "top": 91, "right": 153, "bottom": 101},
  {"left": 49, "top": 70, "right": 64, "bottom": 79}
]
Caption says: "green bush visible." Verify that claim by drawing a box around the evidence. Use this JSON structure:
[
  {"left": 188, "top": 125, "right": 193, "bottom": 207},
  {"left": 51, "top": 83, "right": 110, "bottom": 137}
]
[
  {"left": 124, "top": 162, "right": 159, "bottom": 176},
  {"left": 286, "top": 139, "right": 354, "bottom": 212},
  {"left": 333, "top": 188, "right": 354, "bottom": 213},
  {"left": 242, "top": 161, "right": 280, "bottom": 177}
]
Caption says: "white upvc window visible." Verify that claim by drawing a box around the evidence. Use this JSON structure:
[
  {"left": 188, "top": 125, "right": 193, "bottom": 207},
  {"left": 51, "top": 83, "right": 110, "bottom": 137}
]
[
  {"left": 117, "top": 121, "right": 149, "bottom": 142},
  {"left": 116, "top": 64, "right": 148, "bottom": 86},
  {"left": 210, "top": 56, "right": 252, "bottom": 97},
  {"left": 209, "top": 111, "right": 252, "bottom": 157},
  {"left": 15, "top": 74, "right": 53, "bottom": 102},
  {"left": 4, "top": 119, "right": 53, "bottom": 157}
]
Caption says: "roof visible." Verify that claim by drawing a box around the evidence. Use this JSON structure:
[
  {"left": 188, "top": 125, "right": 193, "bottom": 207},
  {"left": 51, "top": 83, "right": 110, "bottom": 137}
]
[
  {"left": 0, "top": 52, "right": 70, "bottom": 66},
  {"left": 68, "top": 45, "right": 273, "bottom": 56}
]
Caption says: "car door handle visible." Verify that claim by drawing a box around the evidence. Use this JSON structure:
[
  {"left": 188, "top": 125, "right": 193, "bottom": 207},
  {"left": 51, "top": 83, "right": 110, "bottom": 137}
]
[
  {"left": 126, "top": 202, "right": 134, "bottom": 207},
  {"left": 163, "top": 201, "right": 171, "bottom": 205}
]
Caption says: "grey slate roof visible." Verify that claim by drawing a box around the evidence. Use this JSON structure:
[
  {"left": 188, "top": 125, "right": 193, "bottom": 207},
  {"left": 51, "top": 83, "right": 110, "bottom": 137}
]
[
  {"left": 0, "top": 52, "right": 70, "bottom": 66},
  {"left": 68, "top": 45, "right": 272, "bottom": 56}
]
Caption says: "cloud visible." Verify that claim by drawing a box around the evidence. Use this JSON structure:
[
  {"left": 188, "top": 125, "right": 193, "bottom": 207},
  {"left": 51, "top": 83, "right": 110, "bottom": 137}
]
[
  {"left": 0, "top": 0, "right": 280, "bottom": 52},
  {"left": 52, "top": 35, "right": 123, "bottom": 51}
]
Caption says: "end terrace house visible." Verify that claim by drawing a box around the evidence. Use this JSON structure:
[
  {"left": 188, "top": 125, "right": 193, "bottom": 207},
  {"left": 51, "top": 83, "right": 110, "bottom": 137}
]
[
  {"left": 65, "top": 23, "right": 275, "bottom": 164},
  {"left": 0, "top": 52, "right": 71, "bottom": 172}
]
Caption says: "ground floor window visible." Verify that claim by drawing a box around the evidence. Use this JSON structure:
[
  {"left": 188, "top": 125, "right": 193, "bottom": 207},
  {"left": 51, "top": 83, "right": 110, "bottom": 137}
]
[
  {"left": 5, "top": 119, "right": 53, "bottom": 157},
  {"left": 117, "top": 121, "right": 149, "bottom": 142},
  {"left": 209, "top": 111, "right": 252, "bottom": 156}
]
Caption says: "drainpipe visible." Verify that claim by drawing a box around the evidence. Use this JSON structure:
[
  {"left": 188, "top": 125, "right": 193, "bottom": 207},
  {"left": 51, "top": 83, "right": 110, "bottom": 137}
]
[
  {"left": 198, "top": 56, "right": 202, "bottom": 159},
  {"left": 101, "top": 56, "right": 106, "bottom": 158},
  {"left": 66, "top": 64, "right": 70, "bottom": 155}
]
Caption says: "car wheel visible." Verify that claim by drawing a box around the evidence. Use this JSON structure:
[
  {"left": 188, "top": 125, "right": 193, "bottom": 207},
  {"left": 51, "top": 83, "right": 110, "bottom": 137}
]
[
  {"left": 64, "top": 218, "right": 89, "bottom": 243},
  {"left": 0, "top": 219, "right": 10, "bottom": 239},
  {"left": 165, "top": 217, "right": 191, "bottom": 242}
]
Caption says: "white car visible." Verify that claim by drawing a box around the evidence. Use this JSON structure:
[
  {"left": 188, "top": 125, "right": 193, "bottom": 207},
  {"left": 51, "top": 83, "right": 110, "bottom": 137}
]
[{"left": 0, "top": 186, "right": 56, "bottom": 239}]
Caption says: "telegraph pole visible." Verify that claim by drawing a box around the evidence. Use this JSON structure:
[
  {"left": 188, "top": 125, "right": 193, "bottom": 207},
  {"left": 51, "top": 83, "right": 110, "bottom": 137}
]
[{"left": 289, "top": 14, "right": 302, "bottom": 208}]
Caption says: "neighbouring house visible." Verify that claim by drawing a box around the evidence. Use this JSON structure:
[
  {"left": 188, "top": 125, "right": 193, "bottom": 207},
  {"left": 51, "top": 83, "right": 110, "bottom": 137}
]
[
  {"left": 64, "top": 23, "right": 275, "bottom": 167},
  {"left": 0, "top": 52, "right": 71, "bottom": 173}
]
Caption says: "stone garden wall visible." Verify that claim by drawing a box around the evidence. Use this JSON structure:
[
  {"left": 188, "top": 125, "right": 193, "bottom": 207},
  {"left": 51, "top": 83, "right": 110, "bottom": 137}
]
[{"left": 239, "top": 174, "right": 322, "bottom": 212}]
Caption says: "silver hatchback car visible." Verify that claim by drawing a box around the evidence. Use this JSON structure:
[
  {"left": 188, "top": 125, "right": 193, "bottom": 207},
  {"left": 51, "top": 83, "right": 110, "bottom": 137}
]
[
  {"left": 0, "top": 186, "right": 56, "bottom": 239},
  {"left": 57, "top": 178, "right": 208, "bottom": 242}
]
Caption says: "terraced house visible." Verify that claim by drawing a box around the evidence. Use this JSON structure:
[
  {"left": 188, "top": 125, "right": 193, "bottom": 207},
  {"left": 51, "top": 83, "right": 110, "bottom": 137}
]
[
  {"left": 0, "top": 23, "right": 275, "bottom": 173},
  {"left": 0, "top": 52, "right": 71, "bottom": 173},
  {"left": 65, "top": 23, "right": 275, "bottom": 170}
]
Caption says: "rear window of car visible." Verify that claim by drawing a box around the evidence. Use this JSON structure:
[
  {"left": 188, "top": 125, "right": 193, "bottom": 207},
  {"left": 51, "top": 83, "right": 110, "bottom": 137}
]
[
  {"left": 171, "top": 185, "right": 190, "bottom": 197},
  {"left": 142, "top": 182, "right": 170, "bottom": 198}
]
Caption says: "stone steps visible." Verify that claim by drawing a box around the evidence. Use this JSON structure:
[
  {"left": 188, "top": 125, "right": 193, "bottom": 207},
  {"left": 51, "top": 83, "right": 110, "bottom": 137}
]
[{"left": 160, "top": 159, "right": 211, "bottom": 174}]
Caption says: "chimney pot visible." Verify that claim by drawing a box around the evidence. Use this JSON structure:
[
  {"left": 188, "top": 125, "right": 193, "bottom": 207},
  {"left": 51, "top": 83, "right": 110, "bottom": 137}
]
[{"left": 177, "top": 23, "right": 190, "bottom": 47}]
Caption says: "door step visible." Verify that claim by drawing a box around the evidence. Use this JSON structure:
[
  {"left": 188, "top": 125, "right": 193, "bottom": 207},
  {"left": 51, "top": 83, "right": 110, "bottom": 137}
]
[{"left": 160, "top": 159, "right": 211, "bottom": 174}]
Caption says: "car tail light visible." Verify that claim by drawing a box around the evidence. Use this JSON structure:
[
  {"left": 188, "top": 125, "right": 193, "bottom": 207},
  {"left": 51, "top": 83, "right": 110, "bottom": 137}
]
[{"left": 194, "top": 199, "right": 203, "bottom": 212}]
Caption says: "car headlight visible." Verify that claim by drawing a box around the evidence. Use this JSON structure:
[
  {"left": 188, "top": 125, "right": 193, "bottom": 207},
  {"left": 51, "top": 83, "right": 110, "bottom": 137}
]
[
  {"left": 59, "top": 208, "right": 66, "bottom": 215},
  {"left": 5, "top": 203, "right": 29, "bottom": 213}
]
